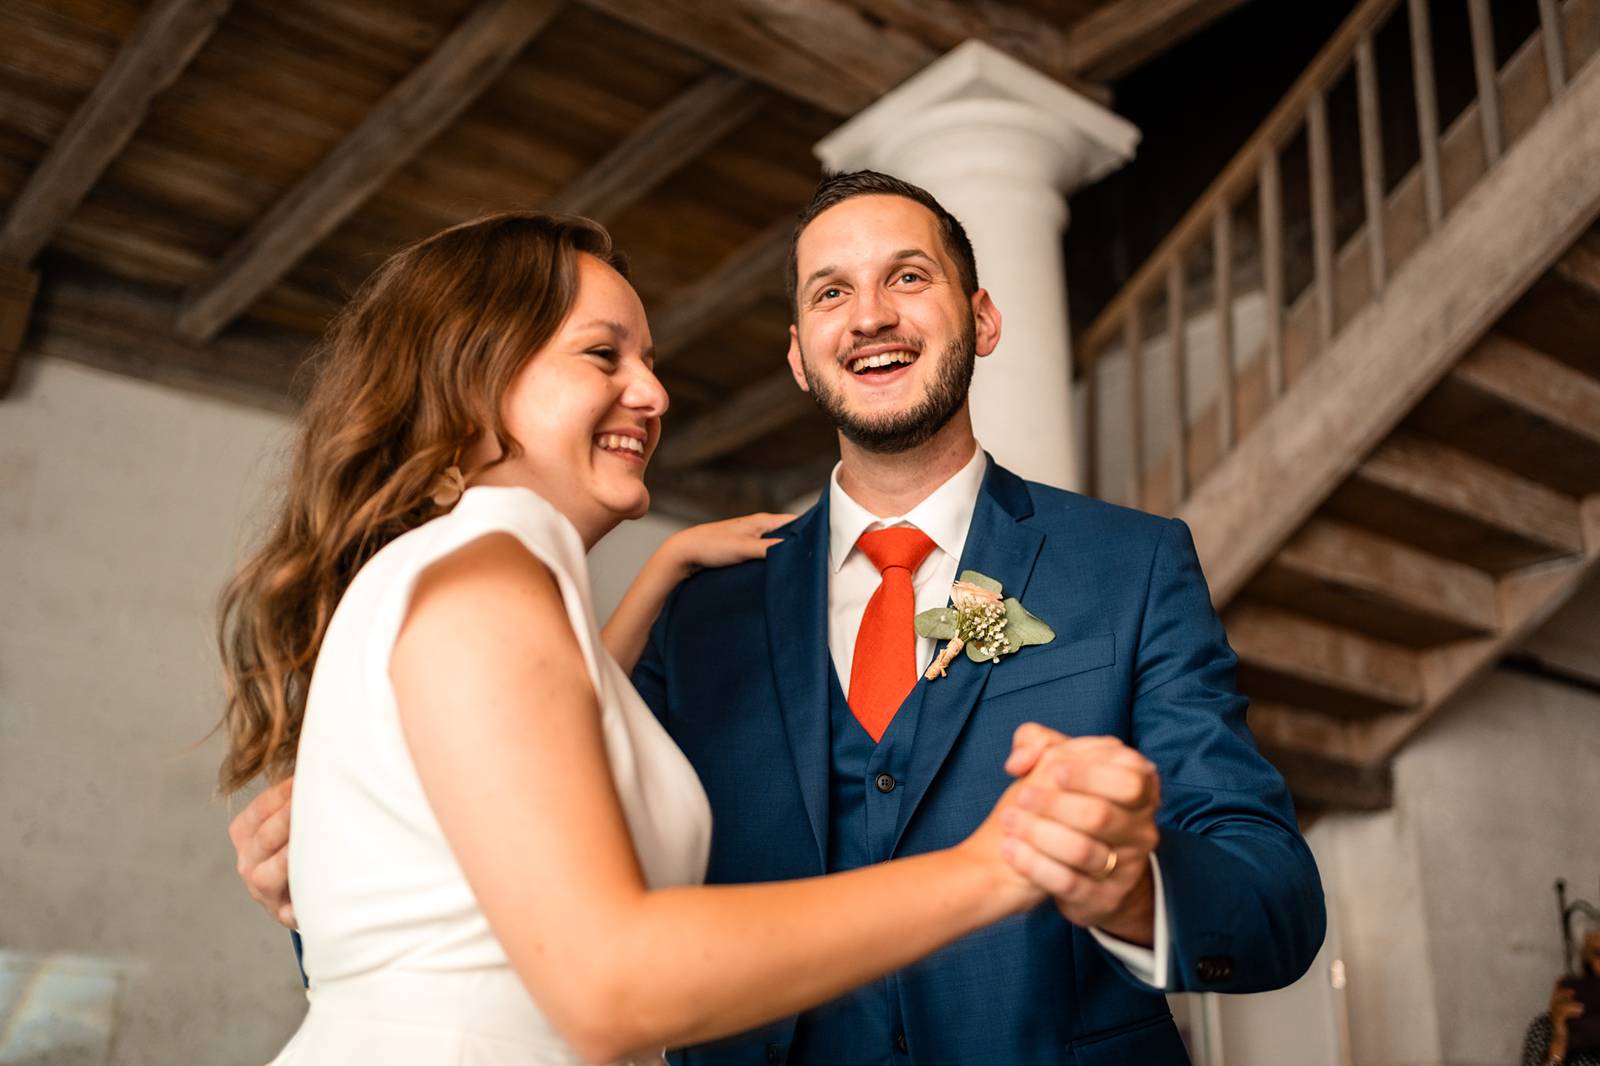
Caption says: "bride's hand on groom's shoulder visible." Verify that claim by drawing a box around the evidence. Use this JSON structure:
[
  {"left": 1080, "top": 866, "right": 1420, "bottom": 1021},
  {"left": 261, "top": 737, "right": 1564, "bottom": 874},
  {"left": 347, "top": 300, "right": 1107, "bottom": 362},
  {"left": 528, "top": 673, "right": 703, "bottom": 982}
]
[
  {"left": 996, "top": 725, "right": 1162, "bottom": 945},
  {"left": 660, "top": 513, "right": 796, "bottom": 579},
  {"left": 228, "top": 777, "right": 297, "bottom": 929}
]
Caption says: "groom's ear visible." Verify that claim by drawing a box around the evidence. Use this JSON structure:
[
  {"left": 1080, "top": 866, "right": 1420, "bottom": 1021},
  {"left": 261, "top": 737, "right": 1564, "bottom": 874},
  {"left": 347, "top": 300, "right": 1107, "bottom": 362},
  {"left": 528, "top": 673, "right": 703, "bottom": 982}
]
[{"left": 786, "top": 325, "right": 810, "bottom": 393}]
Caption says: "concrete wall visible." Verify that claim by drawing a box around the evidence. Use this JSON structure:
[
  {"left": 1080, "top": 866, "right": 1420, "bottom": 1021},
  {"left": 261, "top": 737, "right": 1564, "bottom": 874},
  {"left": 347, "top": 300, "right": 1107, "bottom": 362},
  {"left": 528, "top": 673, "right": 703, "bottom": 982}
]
[
  {"left": 0, "top": 358, "right": 306, "bottom": 1064},
  {"left": 0, "top": 357, "right": 683, "bottom": 1064},
  {"left": 1310, "top": 577, "right": 1600, "bottom": 1066}
]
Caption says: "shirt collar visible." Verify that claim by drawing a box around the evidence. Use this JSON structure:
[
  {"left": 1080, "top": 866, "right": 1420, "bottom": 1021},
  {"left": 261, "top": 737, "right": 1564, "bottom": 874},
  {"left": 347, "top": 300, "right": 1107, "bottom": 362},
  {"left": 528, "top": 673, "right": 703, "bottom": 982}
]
[{"left": 827, "top": 442, "right": 987, "bottom": 573}]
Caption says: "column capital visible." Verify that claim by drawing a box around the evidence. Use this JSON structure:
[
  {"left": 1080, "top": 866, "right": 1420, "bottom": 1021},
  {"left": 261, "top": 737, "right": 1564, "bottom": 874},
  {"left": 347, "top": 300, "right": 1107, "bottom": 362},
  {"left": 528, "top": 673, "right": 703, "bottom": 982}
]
[{"left": 815, "top": 39, "right": 1139, "bottom": 195}]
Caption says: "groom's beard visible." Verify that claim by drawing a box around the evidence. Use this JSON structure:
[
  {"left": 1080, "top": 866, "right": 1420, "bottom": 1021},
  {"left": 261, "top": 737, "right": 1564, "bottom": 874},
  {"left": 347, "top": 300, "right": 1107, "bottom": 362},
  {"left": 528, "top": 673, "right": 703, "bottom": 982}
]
[{"left": 799, "top": 317, "right": 977, "bottom": 455}]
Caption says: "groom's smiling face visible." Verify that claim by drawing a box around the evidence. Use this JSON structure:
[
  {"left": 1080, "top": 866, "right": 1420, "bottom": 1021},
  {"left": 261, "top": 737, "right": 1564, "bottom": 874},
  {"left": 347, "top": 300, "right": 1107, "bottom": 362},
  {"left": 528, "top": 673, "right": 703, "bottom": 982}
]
[{"left": 786, "top": 194, "right": 999, "bottom": 454}]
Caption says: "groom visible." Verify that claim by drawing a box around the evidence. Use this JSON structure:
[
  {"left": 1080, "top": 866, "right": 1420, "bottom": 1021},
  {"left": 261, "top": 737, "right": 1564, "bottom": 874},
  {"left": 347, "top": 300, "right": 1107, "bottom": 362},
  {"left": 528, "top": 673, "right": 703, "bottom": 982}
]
[
  {"left": 231, "top": 171, "right": 1324, "bottom": 1063},
  {"left": 630, "top": 171, "right": 1323, "bottom": 1064}
]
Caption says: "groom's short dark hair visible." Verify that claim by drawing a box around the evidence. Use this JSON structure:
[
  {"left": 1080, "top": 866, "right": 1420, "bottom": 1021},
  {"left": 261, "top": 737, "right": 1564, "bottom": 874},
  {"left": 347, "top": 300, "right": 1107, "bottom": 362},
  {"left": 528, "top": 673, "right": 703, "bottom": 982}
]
[{"left": 785, "top": 170, "right": 980, "bottom": 319}]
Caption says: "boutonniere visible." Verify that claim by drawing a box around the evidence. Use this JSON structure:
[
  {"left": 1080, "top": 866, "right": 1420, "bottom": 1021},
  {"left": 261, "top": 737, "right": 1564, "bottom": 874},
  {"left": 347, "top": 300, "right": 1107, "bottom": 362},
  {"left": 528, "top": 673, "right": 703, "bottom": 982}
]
[{"left": 915, "top": 570, "right": 1055, "bottom": 680}]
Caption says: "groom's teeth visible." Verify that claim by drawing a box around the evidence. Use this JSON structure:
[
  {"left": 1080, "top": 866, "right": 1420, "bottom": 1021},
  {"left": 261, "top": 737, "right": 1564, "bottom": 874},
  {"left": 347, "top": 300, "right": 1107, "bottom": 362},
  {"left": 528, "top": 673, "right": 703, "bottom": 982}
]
[{"left": 848, "top": 351, "right": 916, "bottom": 374}]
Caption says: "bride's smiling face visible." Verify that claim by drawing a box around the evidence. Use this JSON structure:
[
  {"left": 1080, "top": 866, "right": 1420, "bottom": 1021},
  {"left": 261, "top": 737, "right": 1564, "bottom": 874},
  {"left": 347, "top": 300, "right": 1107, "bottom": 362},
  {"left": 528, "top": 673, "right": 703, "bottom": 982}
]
[{"left": 472, "top": 253, "right": 667, "bottom": 546}]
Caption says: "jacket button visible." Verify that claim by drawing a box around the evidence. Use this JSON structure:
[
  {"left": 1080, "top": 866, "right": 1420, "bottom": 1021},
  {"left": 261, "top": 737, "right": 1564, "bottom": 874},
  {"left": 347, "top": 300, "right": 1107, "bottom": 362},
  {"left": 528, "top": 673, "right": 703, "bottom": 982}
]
[
  {"left": 895, "top": 1031, "right": 909, "bottom": 1054},
  {"left": 765, "top": 1044, "right": 785, "bottom": 1064},
  {"left": 1196, "top": 955, "right": 1234, "bottom": 982},
  {"left": 875, "top": 772, "right": 897, "bottom": 794}
]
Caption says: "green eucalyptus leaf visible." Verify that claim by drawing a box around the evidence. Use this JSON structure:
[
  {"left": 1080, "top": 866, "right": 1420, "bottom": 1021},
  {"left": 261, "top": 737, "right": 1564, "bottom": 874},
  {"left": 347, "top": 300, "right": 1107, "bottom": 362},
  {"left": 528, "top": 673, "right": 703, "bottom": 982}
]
[
  {"left": 914, "top": 606, "right": 959, "bottom": 641},
  {"left": 1002, "top": 598, "right": 1055, "bottom": 648},
  {"left": 958, "top": 570, "right": 1004, "bottom": 595}
]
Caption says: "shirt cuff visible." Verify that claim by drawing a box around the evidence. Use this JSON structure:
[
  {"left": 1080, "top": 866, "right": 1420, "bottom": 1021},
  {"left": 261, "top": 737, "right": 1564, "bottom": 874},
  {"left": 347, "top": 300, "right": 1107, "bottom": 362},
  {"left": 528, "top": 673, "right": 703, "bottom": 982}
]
[{"left": 1089, "top": 853, "right": 1169, "bottom": 989}]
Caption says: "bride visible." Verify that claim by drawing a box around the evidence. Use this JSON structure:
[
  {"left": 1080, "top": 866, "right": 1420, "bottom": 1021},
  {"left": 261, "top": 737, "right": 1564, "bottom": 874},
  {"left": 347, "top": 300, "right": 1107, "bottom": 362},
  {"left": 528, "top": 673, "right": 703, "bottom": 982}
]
[{"left": 218, "top": 212, "right": 1061, "bottom": 1064}]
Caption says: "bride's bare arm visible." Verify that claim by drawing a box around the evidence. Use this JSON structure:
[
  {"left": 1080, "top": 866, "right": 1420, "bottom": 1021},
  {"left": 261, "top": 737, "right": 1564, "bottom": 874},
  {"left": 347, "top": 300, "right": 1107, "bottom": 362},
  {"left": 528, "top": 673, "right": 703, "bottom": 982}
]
[
  {"left": 600, "top": 513, "right": 791, "bottom": 673},
  {"left": 393, "top": 534, "right": 1044, "bottom": 1064}
]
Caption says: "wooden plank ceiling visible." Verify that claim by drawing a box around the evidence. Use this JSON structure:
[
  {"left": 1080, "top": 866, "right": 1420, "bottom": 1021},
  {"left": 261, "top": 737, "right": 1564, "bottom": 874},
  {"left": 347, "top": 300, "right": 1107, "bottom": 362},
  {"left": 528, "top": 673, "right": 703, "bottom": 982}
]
[{"left": 0, "top": 0, "right": 1248, "bottom": 518}]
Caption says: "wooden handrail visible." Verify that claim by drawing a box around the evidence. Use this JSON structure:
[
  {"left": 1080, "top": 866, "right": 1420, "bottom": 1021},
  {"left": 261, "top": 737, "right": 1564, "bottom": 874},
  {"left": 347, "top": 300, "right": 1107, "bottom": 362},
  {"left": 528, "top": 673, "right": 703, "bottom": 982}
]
[{"left": 1079, "top": 0, "right": 1406, "bottom": 358}]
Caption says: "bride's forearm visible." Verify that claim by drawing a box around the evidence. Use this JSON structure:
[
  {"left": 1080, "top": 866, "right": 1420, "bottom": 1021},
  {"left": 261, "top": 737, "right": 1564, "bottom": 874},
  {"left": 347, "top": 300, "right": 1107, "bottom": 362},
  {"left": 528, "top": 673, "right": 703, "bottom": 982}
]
[
  {"left": 601, "top": 542, "right": 689, "bottom": 673},
  {"left": 580, "top": 848, "right": 1016, "bottom": 1059}
]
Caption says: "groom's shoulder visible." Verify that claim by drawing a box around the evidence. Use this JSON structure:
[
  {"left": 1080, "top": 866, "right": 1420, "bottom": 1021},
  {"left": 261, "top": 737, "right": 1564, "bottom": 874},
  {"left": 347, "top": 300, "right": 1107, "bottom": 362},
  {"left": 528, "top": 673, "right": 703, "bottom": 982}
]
[
  {"left": 1012, "top": 472, "right": 1177, "bottom": 546},
  {"left": 670, "top": 513, "right": 813, "bottom": 619},
  {"left": 672, "top": 555, "right": 769, "bottom": 616}
]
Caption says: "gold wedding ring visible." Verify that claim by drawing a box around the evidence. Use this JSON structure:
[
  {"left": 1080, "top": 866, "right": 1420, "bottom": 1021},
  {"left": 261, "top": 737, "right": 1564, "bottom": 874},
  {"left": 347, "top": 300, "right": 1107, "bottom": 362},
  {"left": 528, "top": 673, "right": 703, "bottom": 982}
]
[{"left": 1094, "top": 849, "right": 1119, "bottom": 881}]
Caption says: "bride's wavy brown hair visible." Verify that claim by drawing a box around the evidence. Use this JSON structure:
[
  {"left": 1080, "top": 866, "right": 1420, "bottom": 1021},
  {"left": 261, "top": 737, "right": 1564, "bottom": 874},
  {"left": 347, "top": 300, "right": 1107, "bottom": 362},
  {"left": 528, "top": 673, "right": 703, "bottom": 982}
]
[{"left": 216, "top": 211, "right": 625, "bottom": 794}]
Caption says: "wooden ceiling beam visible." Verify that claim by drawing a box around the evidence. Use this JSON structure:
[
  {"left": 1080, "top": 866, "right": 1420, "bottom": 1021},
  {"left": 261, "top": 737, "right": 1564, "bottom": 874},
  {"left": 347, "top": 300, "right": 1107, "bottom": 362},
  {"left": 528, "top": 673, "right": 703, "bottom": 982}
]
[
  {"left": 545, "top": 69, "right": 769, "bottom": 220},
  {"left": 651, "top": 366, "right": 832, "bottom": 473},
  {"left": 0, "top": 262, "right": 41, "bottom": 398},
  {"left": 650, "top": 217, "right": 792, "bottom": 365},
  {"left": 656, "top": 369, "right": 813, "bottom": 470},
  {"left": 647, "top": 460, "right": 824, "bottom": 521},
  {"left": 838, "top": 0, "right": 1110, "bottom": 103},
  {"left": 175, "top": 0, "right": 564, "bottom": 342},
  {"left": 577, "top": 0, "right": 935, "bottom": 116},
  {"left": 0, "top": 0, "right": 233, "bottom": 266},
  {"left": 1061, "top": 0, "right": 1254, "bottom": 82},
  {"left": 30, "top": 275, "right": 307, "bottom": 412},
  {"left": 578, "top": 0, "right": 1113, "bottom": 114}
]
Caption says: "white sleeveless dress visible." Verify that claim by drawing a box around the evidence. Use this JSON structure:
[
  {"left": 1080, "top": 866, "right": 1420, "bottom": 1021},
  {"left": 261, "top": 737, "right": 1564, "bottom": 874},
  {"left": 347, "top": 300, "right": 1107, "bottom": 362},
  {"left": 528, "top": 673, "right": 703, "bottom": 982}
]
[{"left": 270, "top": 486, "right": 712, "bottom": 1065}]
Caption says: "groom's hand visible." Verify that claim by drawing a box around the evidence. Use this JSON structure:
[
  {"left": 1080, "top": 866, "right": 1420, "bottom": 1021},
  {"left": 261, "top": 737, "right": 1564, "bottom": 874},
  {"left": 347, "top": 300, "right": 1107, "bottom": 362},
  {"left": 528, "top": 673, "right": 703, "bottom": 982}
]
[
  {"left": 228, "top": 777, "right": 296, "bottom": 929},
  {"left": 1000, "top": 724, "right": 1160, "bottom": 946}
]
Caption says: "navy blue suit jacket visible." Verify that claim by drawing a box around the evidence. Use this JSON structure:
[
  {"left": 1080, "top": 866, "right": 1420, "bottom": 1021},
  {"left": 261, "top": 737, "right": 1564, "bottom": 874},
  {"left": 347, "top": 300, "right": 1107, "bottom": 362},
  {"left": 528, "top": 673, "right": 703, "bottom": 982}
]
[{"left": 634, "top": 459, "right": 1325, "bottom": 1065}]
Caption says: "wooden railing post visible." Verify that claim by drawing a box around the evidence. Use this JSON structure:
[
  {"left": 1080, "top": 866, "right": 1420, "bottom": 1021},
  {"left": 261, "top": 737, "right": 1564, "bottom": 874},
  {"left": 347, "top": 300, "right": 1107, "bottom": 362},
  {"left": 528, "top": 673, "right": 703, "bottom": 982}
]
[
  {"left": 1083, "top": 342, "right": 1100, "bottom": 498},
  {"left": 1125, "top": 310, "right": 1144, "bottom": 509},
  {"left": 1538, "top": 0, "right": 1567, "bottom": 96},
  {"left": 1260, "top": 147, "right": 1286, "bottom": 397},
  {"left": 1355, "top": 33, "right": 1389, "bottom": 294},
  {"left": 1213, "top": 206, "right": 1236, "bottom": 451},
  {"left": 1408, "top": 0, "right": 1445, "bottom": 229},
  {"left": 1166, "top": 261, "right": 1188, "bottom": 508},
  {"left": 1466, "top": 0, "right": 1503, "bottom": 163},
  {"left": 1308, "top": 86, "right": 1337, "bottom": 348}
]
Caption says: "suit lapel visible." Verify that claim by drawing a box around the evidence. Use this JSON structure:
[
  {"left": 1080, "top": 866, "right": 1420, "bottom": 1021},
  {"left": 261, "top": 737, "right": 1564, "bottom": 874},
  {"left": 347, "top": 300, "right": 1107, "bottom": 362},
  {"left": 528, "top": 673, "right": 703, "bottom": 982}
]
[
  {"left": 765, "top": 497, "right": 832, "bottom": 870},
  {"left": 892, "top": 461, "right": 1044, "bottom": 852}
]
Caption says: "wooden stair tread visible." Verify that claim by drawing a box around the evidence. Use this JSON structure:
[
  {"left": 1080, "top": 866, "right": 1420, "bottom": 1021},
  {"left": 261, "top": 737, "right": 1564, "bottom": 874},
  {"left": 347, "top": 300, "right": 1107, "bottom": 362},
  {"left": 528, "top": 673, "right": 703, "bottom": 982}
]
[
  {"left": 1245, "top": 516, "right": 1499, "bottom": 648},
  {"left": 1498, "top": 259, "right": 1600, "bottom": 381},
  {"left": 1325, "top": 431, "right": 1584, "bottom": 573},
  {"left": 1406, "top": 332, "right": 1600, "bottom": 497},
  {"left": 1226, "top": 602, "right": 1422, "bottom": 716},
  {"left": 1247, "top": 701, "right": 1394, "bottom": 812}
]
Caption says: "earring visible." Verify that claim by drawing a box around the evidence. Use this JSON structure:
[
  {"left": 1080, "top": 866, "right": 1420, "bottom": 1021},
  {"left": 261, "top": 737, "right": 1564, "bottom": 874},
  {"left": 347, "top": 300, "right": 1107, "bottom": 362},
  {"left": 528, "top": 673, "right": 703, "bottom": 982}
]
[{"left": 429, "top": 448, "right": 465, "bottom": 508}]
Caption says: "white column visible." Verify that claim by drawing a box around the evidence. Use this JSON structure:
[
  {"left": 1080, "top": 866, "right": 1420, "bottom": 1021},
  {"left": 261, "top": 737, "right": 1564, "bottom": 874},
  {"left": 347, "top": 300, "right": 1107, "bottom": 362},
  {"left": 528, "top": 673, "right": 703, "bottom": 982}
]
[{"left": 816, "top": 40, "right": 1139, "bottom": 491}]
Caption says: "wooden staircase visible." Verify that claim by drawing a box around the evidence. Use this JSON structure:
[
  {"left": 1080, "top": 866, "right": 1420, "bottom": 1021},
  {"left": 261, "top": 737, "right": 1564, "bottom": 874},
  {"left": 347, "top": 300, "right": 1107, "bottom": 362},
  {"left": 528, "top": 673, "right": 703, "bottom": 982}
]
[{"left": 1076, "top": 0, "right": 1600, "bottom": 812}]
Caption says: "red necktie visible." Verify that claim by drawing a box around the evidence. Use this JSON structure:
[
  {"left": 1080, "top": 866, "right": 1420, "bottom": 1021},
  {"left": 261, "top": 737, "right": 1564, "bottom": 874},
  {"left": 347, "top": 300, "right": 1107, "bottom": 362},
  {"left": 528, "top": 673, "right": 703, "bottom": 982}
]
[{"left": 847, "top": 527, "right": 937, "bottom": 742}]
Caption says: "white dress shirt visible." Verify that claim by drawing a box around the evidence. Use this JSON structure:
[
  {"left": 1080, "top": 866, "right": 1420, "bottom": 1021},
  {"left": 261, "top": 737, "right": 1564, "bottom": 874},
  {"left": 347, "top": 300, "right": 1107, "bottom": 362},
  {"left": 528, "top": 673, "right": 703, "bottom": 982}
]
[{"left": 824, "top": 443, "right": 1169, "bottom": 988}]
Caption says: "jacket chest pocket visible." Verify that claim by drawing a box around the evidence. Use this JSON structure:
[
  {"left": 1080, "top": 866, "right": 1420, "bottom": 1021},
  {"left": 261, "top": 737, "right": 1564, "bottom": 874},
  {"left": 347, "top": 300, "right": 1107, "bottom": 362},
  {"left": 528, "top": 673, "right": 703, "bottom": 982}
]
[{"left": 983, "top": 632, "right": 1116, "bottom": 700}]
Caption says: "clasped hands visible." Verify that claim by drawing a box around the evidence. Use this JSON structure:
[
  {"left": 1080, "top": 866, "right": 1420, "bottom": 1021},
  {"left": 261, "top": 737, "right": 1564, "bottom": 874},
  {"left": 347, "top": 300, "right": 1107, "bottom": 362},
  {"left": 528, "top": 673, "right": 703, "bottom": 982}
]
[
  {"left": 228, "top": 724, "right": 1163, "bottom": 945},
  {"left": 1000, "top": 724, "right": 1161, "bottom": 947}
]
